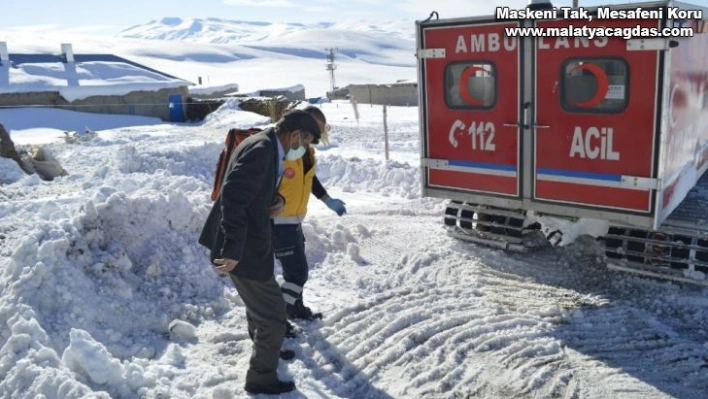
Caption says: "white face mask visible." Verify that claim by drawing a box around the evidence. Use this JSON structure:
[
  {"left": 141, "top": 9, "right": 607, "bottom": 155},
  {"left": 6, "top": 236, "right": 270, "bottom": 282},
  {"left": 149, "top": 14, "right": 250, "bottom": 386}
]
[{"left": 285, "top": 134, "right": 305, "bottom": 160}]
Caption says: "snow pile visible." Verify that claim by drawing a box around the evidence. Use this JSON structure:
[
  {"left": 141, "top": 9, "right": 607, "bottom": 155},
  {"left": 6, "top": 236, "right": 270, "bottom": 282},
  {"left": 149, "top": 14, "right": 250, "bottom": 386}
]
[
  {"left": 296, "top": 221, "right": 371, "bottom": 268},
  {"left": 1, "top": 108, "right": 163, "bottom": 145},
  {"left": 257, "top": 84, "right": 305, "bottom": 94},
  {"left": 316, "top": 154, "right": 420, "bottom": 198},
  {"left": 526, "top": 212, "right": 611, "bottom": 247},
  {"left": 199, "top": 98, "right": 271, "bottom": 132},
  {"left": 188, "top": 83, "right": 240, "bottom": 96},
  {"left": 0, "top": 175, "right": 231, "bottom": 397},
  {"left": 111, "top": 143, "right": 220, "bottom": 181},
  {"left": 0, "top": 157, "right": 26, "bottom": 185},
  {"left": 0, "top": 102, "right": 429, "bottom": 397}
]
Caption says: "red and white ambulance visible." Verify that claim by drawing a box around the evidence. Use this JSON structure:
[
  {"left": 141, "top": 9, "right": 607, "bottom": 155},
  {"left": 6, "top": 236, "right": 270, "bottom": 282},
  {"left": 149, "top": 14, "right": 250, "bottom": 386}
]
[{"left": 416, "top": 0, "right": 708, "bottom": 284}]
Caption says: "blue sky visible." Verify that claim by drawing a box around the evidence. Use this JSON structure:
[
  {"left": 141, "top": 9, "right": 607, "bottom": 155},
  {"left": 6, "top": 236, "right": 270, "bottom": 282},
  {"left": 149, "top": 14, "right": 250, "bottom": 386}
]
[{"left": 2, "top": 0, "right": 707, "bottom": 33}]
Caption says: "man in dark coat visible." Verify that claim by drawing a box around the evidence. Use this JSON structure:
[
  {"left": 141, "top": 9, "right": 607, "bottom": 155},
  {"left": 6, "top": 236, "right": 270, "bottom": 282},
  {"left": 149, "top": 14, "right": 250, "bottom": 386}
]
[{"left": 199, "top": 109, "right": 321, "bottom": 395}]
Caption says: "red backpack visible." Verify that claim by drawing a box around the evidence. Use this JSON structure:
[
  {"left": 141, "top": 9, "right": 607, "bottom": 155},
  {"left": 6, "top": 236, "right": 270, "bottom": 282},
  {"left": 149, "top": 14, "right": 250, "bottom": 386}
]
[{"left": 210, "top": 127, "right": 262, "bottom": 201}]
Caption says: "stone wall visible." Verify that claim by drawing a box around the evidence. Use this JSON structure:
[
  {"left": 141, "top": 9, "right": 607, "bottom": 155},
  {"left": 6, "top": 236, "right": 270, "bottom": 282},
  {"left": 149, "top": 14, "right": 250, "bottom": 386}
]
[
  {"left": 189, "top": 85, "right": 240, "bottom": 99},
  {"left": 347, "top": 83, "right": 418, "bottom": 106},
  {"left": 0, "top": 91, "right": 68, "bottom": 108},
  {"left": 185, "top": 97, "right": 301, "bottom": 123},
  {"left": 259, "top": 88, "right": 306, "bottom": 101},
  {"left": 70, "top": 86, "right": 189, "bottom": 121},
  {"left": 185, "top": 98, "right": 226, "bottom": 122},
  {"left": 238, "top": 98, "right": 300, "bottom": 122},
  {"left": 0, "top": 86, "right": 189, "bottom": 121},
  {"left": 326, "top": 87, "right": 350, "bottom": 100}
]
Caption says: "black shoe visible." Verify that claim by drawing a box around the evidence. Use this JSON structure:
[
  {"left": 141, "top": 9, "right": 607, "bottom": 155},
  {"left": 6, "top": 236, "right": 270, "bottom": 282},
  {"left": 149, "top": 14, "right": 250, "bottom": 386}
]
[
  {"left": 285, "top": 321, "right": 297, "bottom": 338},
  {"left": 244, "top": 380, "right": 296, "bottom": 395},
  {"left": 279, "top": 349, "right": 295, "bottom": 360},
  {"left": 287, "top": 305, "right": 323, "bottom": 321}
]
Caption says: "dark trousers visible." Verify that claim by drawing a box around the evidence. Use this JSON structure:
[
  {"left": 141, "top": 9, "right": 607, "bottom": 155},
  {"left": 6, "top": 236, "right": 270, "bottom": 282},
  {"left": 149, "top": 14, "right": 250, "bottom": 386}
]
[
  {"left": 274, "top": 223, "right": 308, "bottom": 309},
  {"left": 229, "top": 274, "right": 287, "bottom": 386}
]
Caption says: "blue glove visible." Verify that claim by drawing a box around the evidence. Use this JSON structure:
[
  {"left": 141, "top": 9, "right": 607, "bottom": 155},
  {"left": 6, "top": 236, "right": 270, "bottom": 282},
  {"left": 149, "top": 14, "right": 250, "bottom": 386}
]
[{"left": 325, "top": 198, "right": 346, "bottom": 216}]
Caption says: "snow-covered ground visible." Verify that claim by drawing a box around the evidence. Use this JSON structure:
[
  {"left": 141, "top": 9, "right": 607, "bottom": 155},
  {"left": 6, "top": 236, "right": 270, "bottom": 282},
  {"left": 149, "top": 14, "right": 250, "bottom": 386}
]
[{"left": 1, "top": 99, "right": 708, "bottom": 399}]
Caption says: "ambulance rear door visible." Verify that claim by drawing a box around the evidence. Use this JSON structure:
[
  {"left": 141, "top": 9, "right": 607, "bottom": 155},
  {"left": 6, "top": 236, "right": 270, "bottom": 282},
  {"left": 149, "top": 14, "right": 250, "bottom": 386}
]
[
  {"left": 530, "top": 16, "right": 662, "bottom": 223},
  {"left": 418, "top": 17, "right": 525, "bottom": 208}
]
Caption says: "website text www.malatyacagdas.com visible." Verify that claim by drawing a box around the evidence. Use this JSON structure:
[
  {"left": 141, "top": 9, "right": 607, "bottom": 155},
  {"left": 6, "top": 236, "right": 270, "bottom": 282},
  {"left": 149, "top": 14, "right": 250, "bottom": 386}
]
[{"left": 506, "top": 25, "right": 694, "bottom": 40}]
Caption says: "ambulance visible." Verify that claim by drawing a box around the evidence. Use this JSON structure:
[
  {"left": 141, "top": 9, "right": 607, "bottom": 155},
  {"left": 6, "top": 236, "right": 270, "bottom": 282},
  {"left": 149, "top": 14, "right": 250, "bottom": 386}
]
[{"left": 415, "top": 0, "right": 708, "bottom": 284}]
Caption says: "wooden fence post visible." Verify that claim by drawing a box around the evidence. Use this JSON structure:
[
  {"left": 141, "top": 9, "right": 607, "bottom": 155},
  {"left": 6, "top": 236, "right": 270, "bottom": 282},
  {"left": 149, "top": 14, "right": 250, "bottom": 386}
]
[{"left": 383, "top": 105, "right": 389, "bottom": 161}]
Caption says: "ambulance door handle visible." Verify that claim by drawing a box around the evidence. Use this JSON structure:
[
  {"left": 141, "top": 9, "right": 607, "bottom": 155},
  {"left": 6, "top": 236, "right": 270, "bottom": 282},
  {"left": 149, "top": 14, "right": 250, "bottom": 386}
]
[
  {"left": 533, "top": 124, "right": 550, "bottom": 129},
  {"left": 523, "top": 102, "right": 531, "bottom": 130},
  {"left": 503, "top": 123, "right": 522, "bottom": 128}
]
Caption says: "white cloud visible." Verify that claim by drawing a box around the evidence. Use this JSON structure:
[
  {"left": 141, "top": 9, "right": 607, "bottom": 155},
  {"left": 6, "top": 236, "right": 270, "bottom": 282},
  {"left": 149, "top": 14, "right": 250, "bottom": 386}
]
[
  {"left": 58, "top": 25, "right": 125, "bottom": 35},
  {"left": 1, "top": 24, "right": 121, "bottom": 35},
  {"left": 2, "top": 24, "right": 63, "bottom": 32},
  {"left": 223, "top": 0, "right": 293, "bottom": 7},
  {"left": 303, "top": 6, "right": 329, "bottom": 12}
]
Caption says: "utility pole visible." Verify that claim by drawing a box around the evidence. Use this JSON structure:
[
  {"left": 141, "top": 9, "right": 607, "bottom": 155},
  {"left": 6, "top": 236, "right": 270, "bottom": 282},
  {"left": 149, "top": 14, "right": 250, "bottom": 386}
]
[
  {"left": 573, "top": 0, "right": 579, "bottom": 7},
  {"left": 325, "top": 47, "right": 338, "bottom": 92}
]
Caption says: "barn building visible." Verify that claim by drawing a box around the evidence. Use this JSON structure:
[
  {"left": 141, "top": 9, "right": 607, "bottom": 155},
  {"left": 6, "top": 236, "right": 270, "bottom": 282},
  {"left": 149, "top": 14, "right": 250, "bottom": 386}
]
[{"left": 0, "top": 42, "right": 193, "bottom": 122}]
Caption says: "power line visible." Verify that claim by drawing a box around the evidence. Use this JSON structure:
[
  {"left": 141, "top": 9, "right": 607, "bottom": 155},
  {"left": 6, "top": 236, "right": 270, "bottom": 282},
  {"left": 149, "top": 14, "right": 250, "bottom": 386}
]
[{"left": 0, "top": 102, "right": 222, "bottom": 109}]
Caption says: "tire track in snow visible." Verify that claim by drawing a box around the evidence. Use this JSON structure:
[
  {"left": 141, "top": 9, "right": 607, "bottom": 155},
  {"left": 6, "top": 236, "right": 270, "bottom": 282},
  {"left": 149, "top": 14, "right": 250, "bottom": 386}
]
[{"left": 305, "top": 212, "right": 708, "bottom": 398}]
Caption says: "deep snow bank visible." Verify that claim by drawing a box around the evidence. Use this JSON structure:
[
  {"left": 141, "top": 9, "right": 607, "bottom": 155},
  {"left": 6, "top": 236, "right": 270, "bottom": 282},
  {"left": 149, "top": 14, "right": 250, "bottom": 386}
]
[
  {"left": 316, "top": 154, "right": 420, "bottom": 199},
  {"left": 0, "top": 157, "right": 26, "bottom": 185},
  {"left": 200, "top": 99, "right": 271, "bottom": 133},
  {"left": 2, "top": 108, "right": 163, "bottom": 138},
  {"left": 0, "top": 169, "right": 236, "bottom": 397}
]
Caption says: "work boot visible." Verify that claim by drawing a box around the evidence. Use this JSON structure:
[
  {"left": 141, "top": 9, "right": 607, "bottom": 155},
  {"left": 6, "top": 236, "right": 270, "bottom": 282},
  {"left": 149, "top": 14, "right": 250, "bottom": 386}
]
[
  {"left": 279, "top": 349, "right": 295, "bottom": 361},
  {"left": 244, "top": 380, "right": 296, "bottom": 395},
  {"left": 287, "top": 303, "right": 323, "bottom": 321}
]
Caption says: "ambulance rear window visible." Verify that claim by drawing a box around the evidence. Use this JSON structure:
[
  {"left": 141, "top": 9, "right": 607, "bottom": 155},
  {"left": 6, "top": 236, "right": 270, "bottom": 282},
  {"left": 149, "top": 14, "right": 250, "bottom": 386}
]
[
  {"left": 561, "top": 58, "right": 629, "bottom": 113},
  {"left": 444, "top": 62, "right": 496, "bottom": 110}
]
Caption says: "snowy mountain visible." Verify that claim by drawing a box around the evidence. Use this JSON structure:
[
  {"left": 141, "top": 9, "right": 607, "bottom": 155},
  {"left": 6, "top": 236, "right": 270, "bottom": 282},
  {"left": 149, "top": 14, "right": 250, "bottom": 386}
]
[
  {"left": 119, "top": 18, "right": 327, "bottom": 44},
  {"left": 0, "top": 18, "right": 418, "bottom": 96},
  {"left": 117, "top": 17, "right": 416, "bottom": 66},
  {"left": 118, "top": 17, "right": 415, "bottom": 44}
]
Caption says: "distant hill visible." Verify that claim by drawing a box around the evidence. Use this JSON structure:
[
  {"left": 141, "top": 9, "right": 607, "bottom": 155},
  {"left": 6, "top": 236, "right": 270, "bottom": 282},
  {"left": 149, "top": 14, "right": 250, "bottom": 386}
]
[
  {"left": 117, "top": 17, "right": 416, "bottom": 66},
  {"left": 0, "top": 18, "right": 419, "bottom": 97}
]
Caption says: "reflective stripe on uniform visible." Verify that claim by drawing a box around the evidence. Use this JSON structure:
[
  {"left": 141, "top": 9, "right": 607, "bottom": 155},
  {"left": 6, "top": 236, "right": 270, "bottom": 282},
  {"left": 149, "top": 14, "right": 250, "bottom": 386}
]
[
  {"left": 281, "top": 281, "right": 303, "bottom": 294},
  {"left": 273, "top": 215, "right": 305, "bottom": 224},
  {"left": 282, "top": 292, "right": 298, "bottom": 305}
]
